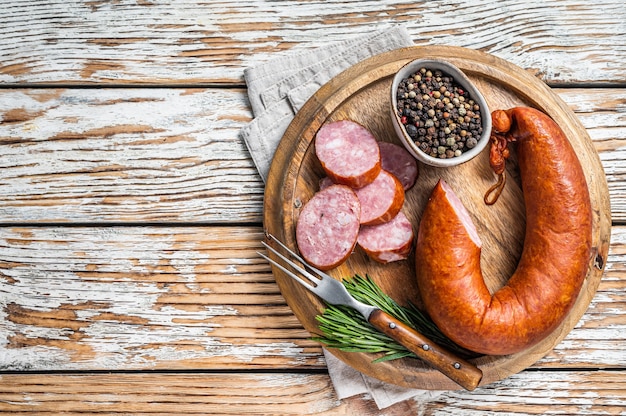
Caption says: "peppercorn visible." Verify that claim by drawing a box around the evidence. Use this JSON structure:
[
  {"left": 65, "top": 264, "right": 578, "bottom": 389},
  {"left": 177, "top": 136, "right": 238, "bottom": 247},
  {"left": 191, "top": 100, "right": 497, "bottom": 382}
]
[
  {"left": 396, "top": 66, "right": 483, "bottom": 159},
  {"left": 406, "top": 124, "right": 418, "bottom": 138}
]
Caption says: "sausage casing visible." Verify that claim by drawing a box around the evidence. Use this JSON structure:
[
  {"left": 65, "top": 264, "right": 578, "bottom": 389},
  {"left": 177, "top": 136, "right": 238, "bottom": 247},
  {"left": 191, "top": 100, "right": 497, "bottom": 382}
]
[{"left": 415, "top": 107, "right": 593, "bottom": 355}]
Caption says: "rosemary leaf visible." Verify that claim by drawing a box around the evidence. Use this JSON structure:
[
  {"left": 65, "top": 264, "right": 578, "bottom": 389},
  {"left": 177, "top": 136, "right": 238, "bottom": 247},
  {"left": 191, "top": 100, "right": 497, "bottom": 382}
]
[
  {"left": 313, "top": 274, "right": 475, "bottom": 363},
  {"left": 372, "top": 350, "right": 415, "bottom": 363}
]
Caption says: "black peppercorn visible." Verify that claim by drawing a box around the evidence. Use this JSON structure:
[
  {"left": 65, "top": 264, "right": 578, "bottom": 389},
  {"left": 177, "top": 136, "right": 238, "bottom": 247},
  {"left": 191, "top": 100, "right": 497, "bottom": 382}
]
[{"left": 406, "top": 124, "right": 418, "bottom": 137}]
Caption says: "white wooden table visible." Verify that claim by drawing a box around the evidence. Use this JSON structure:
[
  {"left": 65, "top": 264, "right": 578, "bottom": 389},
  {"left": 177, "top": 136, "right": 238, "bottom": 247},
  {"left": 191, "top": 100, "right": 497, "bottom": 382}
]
[{"left": 1, "top": 1, "right": 625, "bottom": 414}]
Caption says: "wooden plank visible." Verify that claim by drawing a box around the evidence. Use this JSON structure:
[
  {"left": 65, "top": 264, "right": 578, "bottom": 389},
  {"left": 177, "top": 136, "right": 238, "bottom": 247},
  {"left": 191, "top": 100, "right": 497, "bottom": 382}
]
[
  {"left": 0, "top": 0, "right": 625, "bottom": 85},
  {"left": 0, "top": 370, "right": 624, "bottom": 415},
  {"left": 0, "top": 225, "right": 624, "bottom": 372},
  {"left": 423, "top": 370, "right": 626, "bottom": 415},
  {"left": 555, "top": 88, "right": 626, "bottom": 223},
  {"left": 0, "top": 226, "right": 323, "bottom": 371},
  {"left": 0, "top": 88, "right": 262, "bottom": 224},
  {"left": 1, "top": 88, "right": 624, "bottom": 224}
]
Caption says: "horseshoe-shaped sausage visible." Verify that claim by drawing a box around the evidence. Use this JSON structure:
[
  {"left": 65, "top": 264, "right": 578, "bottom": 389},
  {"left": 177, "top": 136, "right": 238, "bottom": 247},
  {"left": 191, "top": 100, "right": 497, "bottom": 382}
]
[{"left": 415, "top": 107, "right": 593, "bottom": 355}]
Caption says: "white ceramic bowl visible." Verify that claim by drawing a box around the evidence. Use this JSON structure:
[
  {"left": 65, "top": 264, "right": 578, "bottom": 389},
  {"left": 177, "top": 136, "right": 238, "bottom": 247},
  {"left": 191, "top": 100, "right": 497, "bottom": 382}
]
[{"left": 390, "top": 59, "right": 491, "bottom": 168}]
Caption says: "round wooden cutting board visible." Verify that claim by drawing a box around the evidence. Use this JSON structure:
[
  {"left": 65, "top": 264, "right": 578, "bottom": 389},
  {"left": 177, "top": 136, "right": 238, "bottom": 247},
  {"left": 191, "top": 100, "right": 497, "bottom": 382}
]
[{"left": 263, "top": 46, "right": 611, "bottom": 390}]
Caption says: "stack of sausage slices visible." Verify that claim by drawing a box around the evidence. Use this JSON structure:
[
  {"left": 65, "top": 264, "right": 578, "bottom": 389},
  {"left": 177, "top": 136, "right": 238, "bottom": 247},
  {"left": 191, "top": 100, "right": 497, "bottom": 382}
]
[{"left": 295, "top": 120, "right": 419, "bottom": 271}]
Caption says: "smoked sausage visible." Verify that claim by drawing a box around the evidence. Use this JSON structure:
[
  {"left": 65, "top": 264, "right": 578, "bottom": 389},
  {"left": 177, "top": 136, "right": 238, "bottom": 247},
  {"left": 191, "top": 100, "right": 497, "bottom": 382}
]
[
  {"left": 320, "top": 170, "right": 405, "bottom": 226},
  {"left": 358, "top": 211, "right": 414, "bottom": 263},
  {"left": 355, "top": 170, "right": 405, "bottom": 226},
  {"left": 415, "top": 107, "right": 593, "bottom": 355},
  {"left": 315, "top": 120, "right": 381, "bottom": 188},
  {"left": 378, "top": 141, "right": 419, "bottom": 191},
  {"left": 296, "top": 184, "right": 361, "bottom": 271}
]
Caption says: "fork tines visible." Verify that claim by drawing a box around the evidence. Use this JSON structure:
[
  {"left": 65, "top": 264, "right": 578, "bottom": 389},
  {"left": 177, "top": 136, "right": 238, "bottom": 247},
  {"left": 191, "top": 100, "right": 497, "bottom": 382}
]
[{"left": 259, "top": 235, "right": 324, "bottom": 290}]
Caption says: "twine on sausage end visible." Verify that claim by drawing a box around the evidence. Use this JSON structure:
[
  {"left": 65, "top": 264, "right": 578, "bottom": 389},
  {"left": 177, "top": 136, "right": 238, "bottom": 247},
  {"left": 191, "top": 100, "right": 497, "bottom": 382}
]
[
  {"left": 484, "top": 171, "right": 506, "bottom": 205},
  {"left": 484, "top": 110, "right": 515, "bottom": 205}
]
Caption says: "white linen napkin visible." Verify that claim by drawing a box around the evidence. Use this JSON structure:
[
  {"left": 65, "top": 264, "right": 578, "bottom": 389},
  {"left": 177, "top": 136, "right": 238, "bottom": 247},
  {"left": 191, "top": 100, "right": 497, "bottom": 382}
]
[{"left": 240, "top": 25, "right": 449, "bottom": 409}]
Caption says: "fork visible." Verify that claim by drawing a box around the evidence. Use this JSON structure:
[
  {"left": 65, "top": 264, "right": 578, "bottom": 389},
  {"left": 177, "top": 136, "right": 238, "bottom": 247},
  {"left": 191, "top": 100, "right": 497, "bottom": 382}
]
[{"left": 259, "top": 233, "right": 482, "bottom": 391}]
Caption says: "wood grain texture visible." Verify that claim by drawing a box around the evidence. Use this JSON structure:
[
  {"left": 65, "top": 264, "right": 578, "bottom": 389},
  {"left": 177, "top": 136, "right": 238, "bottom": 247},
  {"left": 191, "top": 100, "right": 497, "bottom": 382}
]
[
  {"left": 0, "top": 226, "right": 323, "bottom": 371},
  {"left": 0, "top": 371, "right": 624, "bottom": 415},
  {"left": 0, "top": 88, "right": 261, "bottom": 224},
  {"left": 1, "top": 88, "right": 624, "bottom": 224},
  {"left": 1, "top": 225, "right": 623, "bottom": 372},
  {"left": 0, "top": 0, "right": 624, "bottom": 85},
  {"left": 556, "top": 88, "right": 626, "bottom": 223}
]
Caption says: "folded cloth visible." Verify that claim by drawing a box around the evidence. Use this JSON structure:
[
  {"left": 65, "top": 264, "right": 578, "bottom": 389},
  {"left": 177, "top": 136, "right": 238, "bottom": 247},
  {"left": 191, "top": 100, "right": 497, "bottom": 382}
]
[
  {"left": 240, "top": 24, "right": 413, "bottom": 182},
  {"left": 240, "top": 25, "right": 446, "bottom": 409},
  {"left": 324, "top": 350, "right": 446, "bottom": 409}
]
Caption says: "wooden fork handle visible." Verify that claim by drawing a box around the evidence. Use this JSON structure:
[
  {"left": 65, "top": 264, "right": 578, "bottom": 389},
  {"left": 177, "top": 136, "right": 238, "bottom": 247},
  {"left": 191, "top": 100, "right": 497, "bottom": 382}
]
[{"left": 368, "top": 309, "right": 482, "bottom": 391}]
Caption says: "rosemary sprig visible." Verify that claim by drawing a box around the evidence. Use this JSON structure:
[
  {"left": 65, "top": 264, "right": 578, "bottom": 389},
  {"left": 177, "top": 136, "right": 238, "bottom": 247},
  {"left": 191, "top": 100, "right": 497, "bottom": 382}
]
[{"left": 312, "top": 274, "right": 475, "bottom": 363}]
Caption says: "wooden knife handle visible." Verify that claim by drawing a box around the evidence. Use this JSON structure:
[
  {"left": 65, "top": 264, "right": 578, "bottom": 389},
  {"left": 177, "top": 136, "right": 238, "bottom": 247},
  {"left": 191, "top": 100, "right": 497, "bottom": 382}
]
[{"left": 368, "top": 309, "right": 482, "bottom": 391}]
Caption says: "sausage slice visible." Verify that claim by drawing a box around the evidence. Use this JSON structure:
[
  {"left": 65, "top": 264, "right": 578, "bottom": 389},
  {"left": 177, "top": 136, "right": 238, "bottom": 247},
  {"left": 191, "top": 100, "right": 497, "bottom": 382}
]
[
  {"left": 315, "top": 120, "right": 381, "bottom": 189},
  {"left": 296, "top": 184, "right": 361, "bottom": 270},
  {"left": 355, "top": 170, "right": 405, "bottom": 226},
  {"left": 357, "top": 211, "right": 414, "bottom": 263},
  {"left": 378, "top": 141, "right": 419, "bottom": 191}
]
